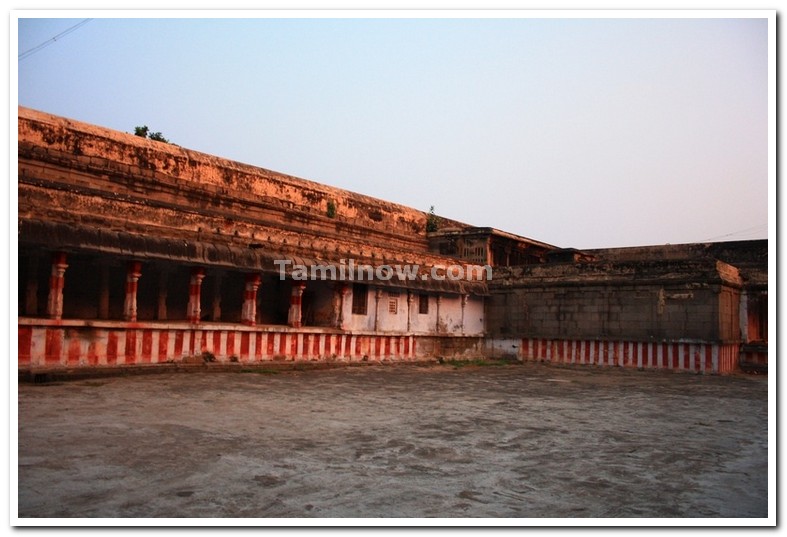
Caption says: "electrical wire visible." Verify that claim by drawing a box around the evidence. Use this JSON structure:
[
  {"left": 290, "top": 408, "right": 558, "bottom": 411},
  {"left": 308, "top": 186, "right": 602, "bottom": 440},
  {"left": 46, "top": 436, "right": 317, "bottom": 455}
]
[
  {"left": 19, "top": 19, "right": 92, "bottom": 61},
  {"left": 700, "top": 223, "right": 768, "bottom": 242}
]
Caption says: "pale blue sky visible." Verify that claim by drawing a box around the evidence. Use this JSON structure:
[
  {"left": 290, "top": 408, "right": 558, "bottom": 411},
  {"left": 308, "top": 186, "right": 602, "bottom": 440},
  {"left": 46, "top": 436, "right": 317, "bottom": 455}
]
[{"left": 17, "top": 15, "right": 770, "bottom": 249}]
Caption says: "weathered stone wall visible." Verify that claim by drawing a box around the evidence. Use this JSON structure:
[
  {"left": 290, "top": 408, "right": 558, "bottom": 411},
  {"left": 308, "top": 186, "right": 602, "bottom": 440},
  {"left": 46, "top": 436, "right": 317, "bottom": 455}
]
[
  {"left": 587, "top": 241, "right": 767, "bottom": 266},
  {"left": 415, "top": 335, "right": 486, "bottom": 359},
  {"left": 486, "top": 259, "right": 743, "bottom": 344},
  {"left": 588, "top": 241, "right": 767, "bottom": 289},
  {"left": 18, "top": 106, "right": 474, "bottom": 278},
  {"left": 18, "top": 107, "right": 424, "bottom": 241}
]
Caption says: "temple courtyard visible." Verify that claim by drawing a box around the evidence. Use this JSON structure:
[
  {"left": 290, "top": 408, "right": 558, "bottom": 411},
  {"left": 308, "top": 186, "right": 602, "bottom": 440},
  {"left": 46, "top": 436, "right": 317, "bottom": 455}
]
[{"left": 17, "top": 362, "right": 768, "bottom": 519}]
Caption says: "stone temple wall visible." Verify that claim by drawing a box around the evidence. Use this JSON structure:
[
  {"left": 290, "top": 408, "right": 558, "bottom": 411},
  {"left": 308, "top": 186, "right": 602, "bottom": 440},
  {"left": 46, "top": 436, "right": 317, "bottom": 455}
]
[{"left": 17, "top": 106, "right": 768, "bottom": 375}]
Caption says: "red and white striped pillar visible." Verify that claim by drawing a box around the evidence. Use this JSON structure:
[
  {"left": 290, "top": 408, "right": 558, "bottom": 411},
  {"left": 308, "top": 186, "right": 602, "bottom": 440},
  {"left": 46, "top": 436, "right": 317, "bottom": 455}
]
[
  {"left": 46, "top": 252, "right": 68, "bottom": 320},
  {"left": 123, "top": 261, "right": 143, "bottom": 322},
  {"left": 242, "top": 273, "right": 262, "bottom": 326},
  {"left": 287, "top": 282, "right": 307, "bottom": 328},
  {"left": 187, "top": 267, "right": 206, "bottom": 324}
]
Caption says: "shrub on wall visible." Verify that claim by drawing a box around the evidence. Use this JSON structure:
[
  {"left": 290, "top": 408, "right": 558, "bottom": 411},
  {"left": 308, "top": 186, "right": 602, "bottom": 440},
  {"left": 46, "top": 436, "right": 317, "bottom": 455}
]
[{"left": 426, "top": 206, "right": 441, "bottom": 233}]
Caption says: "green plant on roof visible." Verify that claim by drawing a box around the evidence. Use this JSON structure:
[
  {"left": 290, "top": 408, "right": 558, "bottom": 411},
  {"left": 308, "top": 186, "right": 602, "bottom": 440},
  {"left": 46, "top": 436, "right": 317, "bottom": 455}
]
[
  {"left": 426, "top": 205, "right": 441, "bottom": 233},
  {"left": 134, "top": 125, "right": 170, "bottom": 143}
]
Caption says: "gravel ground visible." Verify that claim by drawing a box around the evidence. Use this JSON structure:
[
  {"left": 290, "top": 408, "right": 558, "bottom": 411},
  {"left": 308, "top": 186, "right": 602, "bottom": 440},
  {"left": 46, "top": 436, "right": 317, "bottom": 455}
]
[{"left": 17, "top": 362, "right": 769, "bottom": 520}]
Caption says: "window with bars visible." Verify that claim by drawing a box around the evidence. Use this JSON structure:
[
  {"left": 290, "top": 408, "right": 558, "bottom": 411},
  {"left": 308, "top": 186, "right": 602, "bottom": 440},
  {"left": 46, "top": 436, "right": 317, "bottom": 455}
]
[
  {"left": 461, "top": 245, "right": 486, "bottom": 263},
  {"left": 388, "top": 291, "right": 399, "bottom": 314}
]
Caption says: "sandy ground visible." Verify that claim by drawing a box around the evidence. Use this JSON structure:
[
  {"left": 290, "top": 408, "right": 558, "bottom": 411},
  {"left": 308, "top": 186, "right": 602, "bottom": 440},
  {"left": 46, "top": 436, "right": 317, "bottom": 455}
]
[{"left": 17, "top": 362, "right": 768, "bottom": 519}]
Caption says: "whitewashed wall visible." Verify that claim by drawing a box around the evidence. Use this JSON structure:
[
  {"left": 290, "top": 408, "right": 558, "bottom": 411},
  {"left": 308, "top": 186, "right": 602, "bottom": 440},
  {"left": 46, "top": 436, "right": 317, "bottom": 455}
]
[
  {"left": 463, "top": 296, "right": 485, "bottom": 336},
  {"left": 342, "top": 286, "right": 485, "bottom": 336}
]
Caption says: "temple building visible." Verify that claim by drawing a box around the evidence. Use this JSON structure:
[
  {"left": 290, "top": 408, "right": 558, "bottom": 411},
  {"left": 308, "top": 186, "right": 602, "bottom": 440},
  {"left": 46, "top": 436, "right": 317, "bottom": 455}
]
[{"left": 17, "top": 106, "right": 768, "bottom": 375}]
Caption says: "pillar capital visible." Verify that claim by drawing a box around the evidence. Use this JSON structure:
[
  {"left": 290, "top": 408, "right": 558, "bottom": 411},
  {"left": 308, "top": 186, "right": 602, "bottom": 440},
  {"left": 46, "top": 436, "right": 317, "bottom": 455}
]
[
  {"left": 334, "top": 282, "right": 349, "bottom": 296},
  {"left": 52, "top": 251, "right": 68, "bottom": 270},
  {"left": 127, "top": 260, "right": 143, "bottom": 277}
]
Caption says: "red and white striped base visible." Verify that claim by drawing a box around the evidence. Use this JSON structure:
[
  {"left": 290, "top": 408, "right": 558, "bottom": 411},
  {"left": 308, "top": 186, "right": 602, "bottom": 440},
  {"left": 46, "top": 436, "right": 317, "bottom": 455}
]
[
  {"left": 17, "top": 321, "right": 754, "bottom": 375},
  {"left": 518, "top": 338, "right": 741, "bottom": 374},
  {"left": 18, "top": 321, "right": 417, "bottom": 368}
]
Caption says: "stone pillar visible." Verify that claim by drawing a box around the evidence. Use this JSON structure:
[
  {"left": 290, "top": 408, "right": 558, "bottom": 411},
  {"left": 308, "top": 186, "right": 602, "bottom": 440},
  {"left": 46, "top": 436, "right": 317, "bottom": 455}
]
[
  {"left": 374, "top": 288, "right": 383, "bottom": 332},
  {"left": 157, "top": 267, "right": 169, "bottom": 321},
  {"left": 739, "top": 291, "right": 749, "bottom": 343},
  {"left": 123, "top": 261, "right": 142, "bottom": 322},
  {"left": 287, "top": 282, "right": 306, "bottom": 328},
  {"left": 333, "top": 283, "right": 349, "bottom": 329},
  {"left": 242, "top": 274, "right": 262, "bottom": 326},
  {"left": 187, "top": 267, "right": 206, "bottom": 324},
  {"left": 212, "top": 271, "right": 223, "bottom": 322},
  {"left": 461, "top": 294, "right": 469, "bottom": 335},
  {"left": 46, "top": 252, "right": 68, "bottom": 320},
  {"left": 435, "top": 295, "right": 442, "bottom": 333},
  {"left": 406, "top": 291, "right": 414, "bottom": 332},
  {"left": 24, "top": 255, "right": 39, "bottom": 316}
]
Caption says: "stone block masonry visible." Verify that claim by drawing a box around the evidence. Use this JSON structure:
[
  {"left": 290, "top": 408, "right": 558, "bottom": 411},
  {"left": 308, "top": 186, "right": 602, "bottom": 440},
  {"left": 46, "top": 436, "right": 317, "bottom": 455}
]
[{"left": 486, "top": 259, "right": 743, "bottom": 344}]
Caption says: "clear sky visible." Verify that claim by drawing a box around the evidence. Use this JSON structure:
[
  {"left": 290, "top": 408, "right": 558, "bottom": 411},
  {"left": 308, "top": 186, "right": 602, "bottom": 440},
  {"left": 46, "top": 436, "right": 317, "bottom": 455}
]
[{"left": 16, "top": 13, "right": 770, "bottom": 249}]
